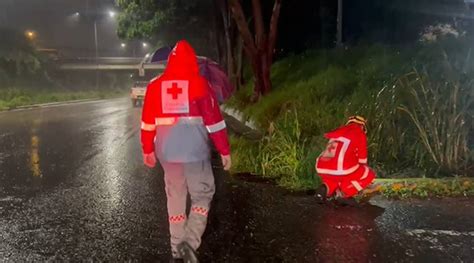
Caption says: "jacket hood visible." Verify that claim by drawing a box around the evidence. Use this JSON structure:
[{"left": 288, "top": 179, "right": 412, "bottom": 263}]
[{"left": 164, "top": 40, "right": 199, "bottom": 76}]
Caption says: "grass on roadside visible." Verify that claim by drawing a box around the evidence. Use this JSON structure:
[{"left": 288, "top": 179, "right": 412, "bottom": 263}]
[
  {"left": 0, "top": 88, "right": 127, "bottom": 110},
  {"left": 375, "top": 177, "right": 474, "bottom": 199}
]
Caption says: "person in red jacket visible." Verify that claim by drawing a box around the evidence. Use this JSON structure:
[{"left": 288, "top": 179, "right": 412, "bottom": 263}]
[
  {"left": 315, "top": 116, "right": 377, "bottom": 206},
  {"left": 141, "top": 40, "right": 231, "bottom": 262}
]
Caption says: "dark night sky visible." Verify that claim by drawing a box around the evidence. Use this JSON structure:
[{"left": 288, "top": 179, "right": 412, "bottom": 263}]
[
  {"left": 0, "top": 0, "right": 149, "bottom": 57},
  {"left": 0, "top": 0, "right": 470, "bottom": 58}
]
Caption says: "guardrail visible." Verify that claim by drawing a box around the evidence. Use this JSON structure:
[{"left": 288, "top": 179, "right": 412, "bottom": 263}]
[{"left": 59, "top": 63, "right": 165, "bottom": 70}]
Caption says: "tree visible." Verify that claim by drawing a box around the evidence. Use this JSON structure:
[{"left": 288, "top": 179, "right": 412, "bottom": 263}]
[
  {"left": 117, "top": 0, "right": 246, "bottom": 90},
  {"left": 215, "top": 0, "right": 245, "bottom": 90},
  {"left": 229, "top": 0, "right": 282, "bottom": 98},
  {"left": 116, "top": 0, "right": 217, "bottom": 57},
  {"left": 0, "top": 28, "right": 42, "bottom": 83},
  {"left": 116, "top": 0, "right": 282, "bottom": 97},
  {"left": 215, "top": 0, "right": 235, "bottom": 84}
]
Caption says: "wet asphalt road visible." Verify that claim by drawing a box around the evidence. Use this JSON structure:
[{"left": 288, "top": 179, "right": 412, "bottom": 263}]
[{"left": 0, "top": 98, "right": 473, "bottom": 262}]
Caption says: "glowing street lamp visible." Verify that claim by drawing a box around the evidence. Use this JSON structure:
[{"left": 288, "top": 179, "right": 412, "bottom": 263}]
[
  {"left": 109, "top": 11, "right": 116, "bottom": 18},
  {"left": 142, "top": 42, "right": 148, "bottom": 48},
  {"left": 121, "top": 43, "right": 126, "bottom": 48},
  {"left": 25, "top": 30, "right": 36, "bottom": 41}
]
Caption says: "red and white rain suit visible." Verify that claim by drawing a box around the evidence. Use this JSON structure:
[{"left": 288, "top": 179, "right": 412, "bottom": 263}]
[
  {"left": 316, "top": 123, "right": 375, "bottom": 198},
  {"left": 140, "top": 40, "right": 230, "bottom": 258}
]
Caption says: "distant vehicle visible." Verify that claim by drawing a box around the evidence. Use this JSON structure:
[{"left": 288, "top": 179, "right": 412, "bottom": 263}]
[{"left": 130, "top": 80, "right": 149, "bottom": 107}]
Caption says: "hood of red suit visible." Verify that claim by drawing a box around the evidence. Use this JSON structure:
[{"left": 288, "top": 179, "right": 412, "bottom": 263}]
[{"left": 164, "top": 40, "right": 199, "bottom": 77}]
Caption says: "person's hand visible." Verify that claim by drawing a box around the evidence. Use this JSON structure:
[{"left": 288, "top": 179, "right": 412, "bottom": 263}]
[
  {"left": 221, "top": 155, "right": 231, "bottom": 171},
  {"left": 143, "top": 152, "right": 156, "bottom": 168}
]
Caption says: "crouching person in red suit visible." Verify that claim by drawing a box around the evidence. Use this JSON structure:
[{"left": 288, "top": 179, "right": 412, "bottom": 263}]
[{"left": 315, "top": 116, "right": 378, "bottom": 206}]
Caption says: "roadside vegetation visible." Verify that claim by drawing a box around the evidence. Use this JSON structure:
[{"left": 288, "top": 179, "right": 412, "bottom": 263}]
[
  {"left": 375, "top": 177, "right": 474, "bottom": 199},
  {"left": 226, "top": 36, "right": 473, "bottom": 196},
  {"left": 0, "top": 28, "right": 129, "bottom": 111},
  {"left": 0, "top": 88, "right": 126, "bottom": 111}
]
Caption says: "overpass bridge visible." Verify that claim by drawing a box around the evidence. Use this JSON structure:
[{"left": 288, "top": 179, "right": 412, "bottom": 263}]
[{"left": 57, "top": 57, "right": 165, "bottom": 75}]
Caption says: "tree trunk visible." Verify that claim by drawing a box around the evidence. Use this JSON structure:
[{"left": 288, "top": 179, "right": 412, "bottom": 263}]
[
  {"left": 267, "top": 0, "right": 282, "bottom": 65},
  {"left": 264, "top": 0, "right": 282, "bottom": 94},
  {"left": 229, "top": 0, "right": 282, "bottom": 99},
  {"left": 252, "top": 0, "right": 265, "bottom": 48},
  {"left": 251, "top": 56, "right": 265, "bottom": 101},
  {"left": 229, "top": 0, "right": 261, "bottom": 97},
  {"left": 213, "top": 0, "right": 226, "bottom": 66},
  {"left": 236, "top": 36, "right": 244, "bottom": 88},
  {"left": 261, "top": 50, "right": 271, "bottom": 95},
  {"left": 228, "top": 0, "right": 258, "bottom": 56},
  {"left": 220, "top": 0, "right": 235, "bottom": 83},
  {"left": 336, "top": 0, "right": 343, "bottom": 47}
]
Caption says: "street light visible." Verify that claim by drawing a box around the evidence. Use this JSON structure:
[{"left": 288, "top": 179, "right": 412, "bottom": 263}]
[
  {"left": 142, "top": 42, "right": 148, "bottom": 48},
  {"left": 70, "top": 11, "right": 118, "bottom": 89},
  {"left": 121, "top": 43, "right": 126, "bottom": 48},
  {"left": 25, "top": 30, "right": 36, "bottom": 41}
]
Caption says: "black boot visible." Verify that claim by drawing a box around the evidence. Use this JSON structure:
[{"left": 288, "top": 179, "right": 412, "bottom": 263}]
[
  {"left": 315, "top": 185, "right": 328, "bottom": 204},
  {"left": 178, "top": 242, "right": 199, "bottom": 263}
]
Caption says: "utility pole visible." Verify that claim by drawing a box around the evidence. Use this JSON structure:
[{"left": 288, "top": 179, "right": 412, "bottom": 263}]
[
  {"left": 86, "top": 0, "right": 99, "bottom": 89},
  {"left": 133, "top": 41, "right": 137, "bottom": 58},
  {"left": 94, "top": 20, "right": 99, "bottom": 89}
]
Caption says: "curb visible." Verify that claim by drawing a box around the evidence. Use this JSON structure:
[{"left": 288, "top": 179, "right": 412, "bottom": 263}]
[
  {"left": 221, "top": 106, "right": 258, "bottom": 129},
  {"left": 0, "top": 98, "right": 105, "bottom": 113},
  {"left": 221, "top": 105, "right": 263, "bottom": 140}
]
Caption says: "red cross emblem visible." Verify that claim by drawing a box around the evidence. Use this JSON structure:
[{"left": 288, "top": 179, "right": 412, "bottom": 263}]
[
  {"left": 161, "top": 80, "right": 189, "bottom": 113},
  {"left": 167, "top": 82, "right": 182, "bottom": 100},
  {"left": 321, "top": 141, "right": 338, "bottom": 158}
]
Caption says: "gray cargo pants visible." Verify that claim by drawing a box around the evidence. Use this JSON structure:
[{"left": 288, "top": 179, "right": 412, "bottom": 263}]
[{"left": 160, "top": 160, "right": 215, "bottom": 258}]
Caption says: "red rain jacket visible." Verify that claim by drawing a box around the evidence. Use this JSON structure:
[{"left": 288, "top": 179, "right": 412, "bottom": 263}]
[
  {"left": 141, "top": 40, "right": 230, "bottom": 162},
  {"left": 316, "top": 123, "right": 368, "bottom": 176}
]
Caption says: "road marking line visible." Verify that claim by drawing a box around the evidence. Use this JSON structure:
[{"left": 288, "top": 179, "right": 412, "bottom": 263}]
[{"left": 407, "top": 229, "right": 474, "bottom": 237}]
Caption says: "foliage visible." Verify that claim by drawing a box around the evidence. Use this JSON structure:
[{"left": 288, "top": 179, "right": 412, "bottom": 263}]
[
  {"left": 397, "top": 71, "right": 473, "bottom": 175},
  {"left": 0, "top": 28, "right": 43, "bottom": 85},
  {"left": 377, "top": 178, "right": 474, "bottom": 199},
  {"left": 231, "top": 110, "right": 322, "bottom": 190},
  {"left": 228, "top": 40, "right": 473, "bottom": 191},
  {"left": 0, "top": 88, "right": 126, "bottom": 111},
  {"left": 229, "top": 136, "right": 261, "bottom": 174},
  {"left": 115, "top": 0, "right": 215, "bottom": 55}
]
